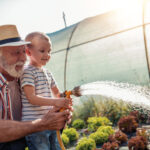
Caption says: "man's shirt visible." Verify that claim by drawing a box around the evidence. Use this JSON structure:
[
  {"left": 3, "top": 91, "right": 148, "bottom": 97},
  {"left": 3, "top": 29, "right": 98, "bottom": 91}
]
[
  {"left": 0, "top": 73, "right": 22, "bottom": 120},
  {"left": 0, "top": 73, "right": 12, "bottom": 119}
]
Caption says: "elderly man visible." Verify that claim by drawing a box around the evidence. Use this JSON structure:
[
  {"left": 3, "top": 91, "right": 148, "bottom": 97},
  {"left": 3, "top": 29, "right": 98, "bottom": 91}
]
[{"left": 0, "top": 24, "right": 72, "bottom": 150}]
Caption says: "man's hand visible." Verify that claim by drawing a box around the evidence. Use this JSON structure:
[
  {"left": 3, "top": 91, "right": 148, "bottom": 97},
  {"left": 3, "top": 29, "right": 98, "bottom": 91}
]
[{"left": 40, "top": 107, "right": 72, "bottom": 130}]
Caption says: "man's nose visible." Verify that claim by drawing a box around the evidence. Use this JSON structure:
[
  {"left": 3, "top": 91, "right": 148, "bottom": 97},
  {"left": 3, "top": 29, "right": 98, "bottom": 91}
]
[{"left": 19, "top": 52, "right": 27, "bottom": 62}]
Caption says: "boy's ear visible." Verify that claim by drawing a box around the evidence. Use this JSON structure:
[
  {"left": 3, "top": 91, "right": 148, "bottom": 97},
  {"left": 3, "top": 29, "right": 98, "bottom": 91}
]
[{"left": 26, "top": 48, "right": 31, "bottom": 56}]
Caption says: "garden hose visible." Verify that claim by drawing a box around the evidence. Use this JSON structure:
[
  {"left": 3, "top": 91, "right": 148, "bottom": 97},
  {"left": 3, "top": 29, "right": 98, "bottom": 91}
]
[{"left": 56, "top": 91, "right": 72, "bottom": 150}]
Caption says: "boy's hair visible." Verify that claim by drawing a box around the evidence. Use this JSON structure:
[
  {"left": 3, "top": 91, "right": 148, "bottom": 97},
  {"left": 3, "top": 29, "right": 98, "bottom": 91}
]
[{"left": 25, "top": 32, "right": 51, "bottom": 48}]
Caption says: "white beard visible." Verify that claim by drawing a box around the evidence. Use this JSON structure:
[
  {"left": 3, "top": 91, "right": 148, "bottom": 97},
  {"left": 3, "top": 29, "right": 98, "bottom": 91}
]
[{"left": 0, "top": 56, "right": 24, "bottom": 78}]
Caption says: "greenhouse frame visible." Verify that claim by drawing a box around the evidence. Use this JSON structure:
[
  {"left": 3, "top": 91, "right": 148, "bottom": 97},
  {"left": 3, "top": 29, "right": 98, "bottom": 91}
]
[{"left": 47, "top": 0, "right": 150, "bottom": 91}]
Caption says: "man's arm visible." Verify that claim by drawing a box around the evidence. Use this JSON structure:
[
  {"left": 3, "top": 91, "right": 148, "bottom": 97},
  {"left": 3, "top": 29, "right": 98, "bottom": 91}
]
[
  {"left": 0, "top": 108, "right": 70, "bottom": 142},
  {"left": 0, "top": 119, "right": 40, "bottom": 142}
]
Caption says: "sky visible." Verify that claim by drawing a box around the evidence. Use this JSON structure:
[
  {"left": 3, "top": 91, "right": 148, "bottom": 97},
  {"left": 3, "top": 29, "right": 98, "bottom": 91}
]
[{"left": 0, "top": 0, "right": 141, "bottom": 38}]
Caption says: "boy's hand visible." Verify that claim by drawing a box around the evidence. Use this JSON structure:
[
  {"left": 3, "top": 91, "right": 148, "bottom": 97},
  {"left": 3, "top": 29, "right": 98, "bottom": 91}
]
[
  {"left": 54, "top": 98, "right": 72, "bottom": 109},
  {"left": 59, "top": 91, "right": 67, "bottom": 97}
]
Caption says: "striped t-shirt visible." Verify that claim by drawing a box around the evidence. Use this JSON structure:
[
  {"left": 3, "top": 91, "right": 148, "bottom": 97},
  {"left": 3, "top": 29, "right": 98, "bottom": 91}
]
[{"left": 20, "top": 65, "right": 56, "bottom": 121}]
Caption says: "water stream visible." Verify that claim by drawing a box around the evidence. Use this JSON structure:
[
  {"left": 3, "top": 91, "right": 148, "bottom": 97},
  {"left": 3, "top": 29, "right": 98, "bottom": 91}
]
[{"left": 76, "top": 81, "right": 150, "bottom": 109}]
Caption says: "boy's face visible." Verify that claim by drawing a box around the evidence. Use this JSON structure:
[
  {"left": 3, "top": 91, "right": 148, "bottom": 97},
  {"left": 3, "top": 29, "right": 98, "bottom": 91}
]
[{"left": 27, "top": 38, "right": 51, "bottom": 67}]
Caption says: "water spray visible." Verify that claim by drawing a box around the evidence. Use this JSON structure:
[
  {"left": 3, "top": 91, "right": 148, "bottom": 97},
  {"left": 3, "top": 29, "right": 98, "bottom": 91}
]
[{"left": 57, "top": 81, "right": 150, "bottom": 149}]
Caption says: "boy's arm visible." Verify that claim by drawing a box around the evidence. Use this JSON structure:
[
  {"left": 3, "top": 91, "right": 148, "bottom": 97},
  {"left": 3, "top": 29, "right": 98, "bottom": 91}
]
[
  {"left": 23, "top": 85, "right": 56, "bottom": 106},
  {"left": 23, "top": 85, "right": 72, "bottom": 108},
  {"left": 0, "top": 108, "right": 70, "bottom": 142},
  {"left": 51, "top": 85, "right": 61, "bottom": 98}
]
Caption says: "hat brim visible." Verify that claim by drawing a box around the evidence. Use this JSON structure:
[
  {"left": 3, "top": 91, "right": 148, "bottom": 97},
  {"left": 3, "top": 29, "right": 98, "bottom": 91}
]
[{"left": 0, "top": 41, "right": 31, "bottom": 47}]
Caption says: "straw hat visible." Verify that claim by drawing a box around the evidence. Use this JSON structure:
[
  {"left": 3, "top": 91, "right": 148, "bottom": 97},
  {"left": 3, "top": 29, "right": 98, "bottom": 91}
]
[{"left": 0, "top": 24, "right": 30, "bottom": 47}]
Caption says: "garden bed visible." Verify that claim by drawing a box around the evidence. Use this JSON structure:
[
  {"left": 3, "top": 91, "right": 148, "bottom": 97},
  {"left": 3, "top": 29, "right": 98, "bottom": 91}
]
[
  {"left": 65, "top": 125, "right": 150, "bottom": 150},
  {"left": 63, "top": 118, "right": 150, "bottom": 150}
]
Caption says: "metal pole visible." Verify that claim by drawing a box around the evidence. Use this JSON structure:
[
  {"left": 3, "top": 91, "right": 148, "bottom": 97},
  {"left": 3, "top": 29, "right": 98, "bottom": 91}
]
[
  {"left": 62, "top": 11, "right": 67, "bottom": 28},
  {"left": 142, "top": 0, "right": 150, "bottom": 79}
]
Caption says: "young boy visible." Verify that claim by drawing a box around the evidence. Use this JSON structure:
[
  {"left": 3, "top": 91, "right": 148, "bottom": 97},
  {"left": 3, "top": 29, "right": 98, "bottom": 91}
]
[{"left": 20, "top": 32, "right": 72, "bottom": 150}]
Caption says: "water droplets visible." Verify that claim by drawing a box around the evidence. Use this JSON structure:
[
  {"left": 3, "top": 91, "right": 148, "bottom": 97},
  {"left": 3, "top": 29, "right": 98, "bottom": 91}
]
[{"left": 78, "top": 81, "right": 150, "bottom": 110}]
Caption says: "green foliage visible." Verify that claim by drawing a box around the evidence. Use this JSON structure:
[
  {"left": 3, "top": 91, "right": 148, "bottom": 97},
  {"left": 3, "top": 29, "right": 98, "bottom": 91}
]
[
  {"left": 87, "top": 116, "right": 112, "bottom": 132},
  {"left": 72, "top": 96, "right": 131, "bottom": 125},
  {"left": 76, "top": 137, "right": 96, "bottom": 150},
  {"left": 98, "top": 98, "right": 131, "bottom": 125},
  {"left": 89, "top": 131, "right": 109, "bottom": 144},
  {"left": 97, "top": 126, "right": 114, "bottom": 136},
  {"left": 73, "top": 96, "right": 100, "bottom": 122},
  {"left": 63, "top": 128, "right": 79, "bottom": 142},
  {"left": 72, "top": 119, "right": 85, "bottom": 130},
  {"left": 61, "top": 133, "right": 69, "bottom": 146}
]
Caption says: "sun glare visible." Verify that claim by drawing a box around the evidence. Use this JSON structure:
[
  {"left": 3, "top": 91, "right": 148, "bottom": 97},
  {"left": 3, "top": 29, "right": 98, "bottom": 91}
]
[
  {"left": 105, "top": 0, "right": 143, "bottom": 24},
  {"left": 84, "top": 0, "right": 143, "bottom": 22},
  {"left": 108, "top": 0, "right": 142, "bottom": 10}
]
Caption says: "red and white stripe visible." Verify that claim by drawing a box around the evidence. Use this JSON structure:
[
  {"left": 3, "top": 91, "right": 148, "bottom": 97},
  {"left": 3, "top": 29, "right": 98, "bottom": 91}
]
[{"left": 0, "top": 73, "right": 13, "bottom": 120}]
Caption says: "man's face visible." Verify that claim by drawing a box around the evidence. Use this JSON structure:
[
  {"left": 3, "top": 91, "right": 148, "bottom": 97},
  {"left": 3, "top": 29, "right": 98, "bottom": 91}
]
[{"left": 0, "top": 45, "right": 27, "bottom": 78}]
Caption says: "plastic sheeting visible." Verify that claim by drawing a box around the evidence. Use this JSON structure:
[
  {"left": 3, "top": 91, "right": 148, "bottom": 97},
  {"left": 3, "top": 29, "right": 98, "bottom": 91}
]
[{"left": 47, "top": 1, "right": 150, "bottom": 91}]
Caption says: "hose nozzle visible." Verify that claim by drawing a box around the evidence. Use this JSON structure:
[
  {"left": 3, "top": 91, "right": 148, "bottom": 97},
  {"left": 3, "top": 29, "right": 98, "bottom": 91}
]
[{"left": 71, "top": 86, "right": 82, "bottom": 97}]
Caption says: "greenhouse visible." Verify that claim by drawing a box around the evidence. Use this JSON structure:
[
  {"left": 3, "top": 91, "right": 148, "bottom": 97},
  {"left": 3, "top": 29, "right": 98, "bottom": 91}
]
[
  {"left": 47, "top": 0, "right": 150, "bottom": 91},
  {"left": 37, "top": 1, "right": 150, "bottom": 149}
]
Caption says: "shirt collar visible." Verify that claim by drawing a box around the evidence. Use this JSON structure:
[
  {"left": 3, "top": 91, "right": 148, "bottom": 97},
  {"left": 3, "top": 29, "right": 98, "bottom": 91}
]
[{"left": 0, "top": 73, "right": 8, "bottom": 88}]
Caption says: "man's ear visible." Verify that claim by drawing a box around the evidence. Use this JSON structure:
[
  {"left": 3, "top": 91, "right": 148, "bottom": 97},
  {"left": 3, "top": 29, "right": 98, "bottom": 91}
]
[{"left": 26, "top": 48, "right": 31, "bottom": 56}]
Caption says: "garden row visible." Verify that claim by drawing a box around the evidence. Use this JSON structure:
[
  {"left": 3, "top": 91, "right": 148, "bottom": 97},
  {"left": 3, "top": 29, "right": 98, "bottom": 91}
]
[{"left": 62, "top": 110, "right": 150, "bottom": 150}]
